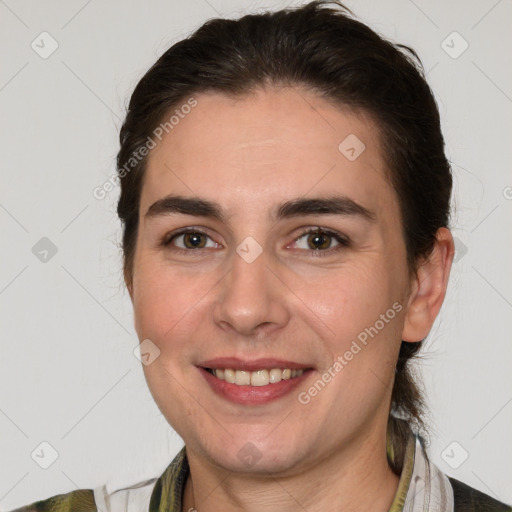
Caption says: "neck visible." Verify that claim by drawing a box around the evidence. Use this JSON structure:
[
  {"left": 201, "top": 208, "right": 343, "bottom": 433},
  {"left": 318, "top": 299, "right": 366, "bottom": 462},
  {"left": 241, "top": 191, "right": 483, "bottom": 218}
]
[{"left": 182, "top": 423, "right": 400, "bottom": 512}]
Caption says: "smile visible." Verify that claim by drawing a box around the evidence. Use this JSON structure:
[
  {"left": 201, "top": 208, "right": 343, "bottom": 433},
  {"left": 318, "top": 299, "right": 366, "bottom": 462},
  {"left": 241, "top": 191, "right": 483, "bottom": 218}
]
[{"left": 205, "top": 368, "right": 305, "bottom": 386}]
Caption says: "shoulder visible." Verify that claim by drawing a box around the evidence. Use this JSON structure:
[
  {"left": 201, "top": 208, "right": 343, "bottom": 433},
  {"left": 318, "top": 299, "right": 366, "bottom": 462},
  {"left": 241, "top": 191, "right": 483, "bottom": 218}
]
[
  {"left": 5, "top": 477, "right": 160, "bottom": 512},
  {"left": 6, "top": 448, "right": 187, "bottom": 512},
  {"left": 5, "top": 476, "right": 160, "bottom": 512},
  {"left": 7, "top": 489, "right": 96, "bottom": 512},
  {"left": 448, "top": 476, "right": 512, "bottom": 512},
  {"left": 5, "top": 477, "right": 159, "bottom": 512}
]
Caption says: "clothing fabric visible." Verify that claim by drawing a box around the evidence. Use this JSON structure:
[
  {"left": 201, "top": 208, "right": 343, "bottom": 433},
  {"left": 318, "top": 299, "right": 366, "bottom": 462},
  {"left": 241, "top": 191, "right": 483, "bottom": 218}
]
[{"left": 7, "top": 427, "right": 511, "bottom": 511}]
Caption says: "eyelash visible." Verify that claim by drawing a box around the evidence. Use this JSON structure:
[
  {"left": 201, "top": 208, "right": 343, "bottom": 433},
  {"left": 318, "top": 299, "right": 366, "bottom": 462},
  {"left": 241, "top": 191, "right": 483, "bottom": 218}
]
[{"left": 160, "top": 227, "right": 350, "bottom": 257}]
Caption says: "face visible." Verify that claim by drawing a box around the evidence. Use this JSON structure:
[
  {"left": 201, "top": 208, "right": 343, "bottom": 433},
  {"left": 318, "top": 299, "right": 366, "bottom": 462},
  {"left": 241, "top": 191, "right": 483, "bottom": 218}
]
[{"left": 129, "top": 86, "right": 413, "bottom": 475}]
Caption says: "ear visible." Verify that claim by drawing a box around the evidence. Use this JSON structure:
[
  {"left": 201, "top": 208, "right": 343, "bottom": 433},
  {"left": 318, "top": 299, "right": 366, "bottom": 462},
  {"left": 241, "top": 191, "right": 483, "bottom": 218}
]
[{"left": 402, "top": 227, "right": 455, "bottom": 342}]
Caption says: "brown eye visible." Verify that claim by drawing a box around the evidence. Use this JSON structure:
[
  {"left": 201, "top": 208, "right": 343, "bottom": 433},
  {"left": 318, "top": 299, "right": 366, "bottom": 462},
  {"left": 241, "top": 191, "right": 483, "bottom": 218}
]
[
  {"left": 291, "top": 228, "right": 350, "bottom": 256},
  {"left": 162, "top": 229, "right": 217, "bottom": 250},
  {"left": 182, "top": 232, "right": 207, "bottom": 249},
  {"left": 306, "top": 231, "right": 332, "bottom": 250}
]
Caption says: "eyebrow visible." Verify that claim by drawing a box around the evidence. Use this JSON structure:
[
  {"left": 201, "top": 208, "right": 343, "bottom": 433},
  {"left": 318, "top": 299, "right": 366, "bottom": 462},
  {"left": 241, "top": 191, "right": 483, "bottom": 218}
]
[{"left": 145, "top": 194, "right": 376, "bottom": 223}]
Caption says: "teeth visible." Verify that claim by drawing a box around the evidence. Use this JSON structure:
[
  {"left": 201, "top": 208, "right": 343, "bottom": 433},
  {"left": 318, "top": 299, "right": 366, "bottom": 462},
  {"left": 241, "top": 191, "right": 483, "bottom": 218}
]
[
  {"left": 211, "top": 368, "right": 304, "bottom": 386},
  {"left": 269, "top": 368, "right": 282, "bottom": 384},
  {"left": 235, "top": 370, "right": 251, "bottom": 386},
  {"left": 250, "top": 370, "right": 269, "bottom": 386}
]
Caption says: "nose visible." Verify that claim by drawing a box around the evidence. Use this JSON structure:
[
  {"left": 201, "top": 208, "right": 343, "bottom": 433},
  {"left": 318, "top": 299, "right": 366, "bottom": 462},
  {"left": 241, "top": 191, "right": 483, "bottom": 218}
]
[{"left": 213, "top": 245, "right": 290, "bottom": 339}]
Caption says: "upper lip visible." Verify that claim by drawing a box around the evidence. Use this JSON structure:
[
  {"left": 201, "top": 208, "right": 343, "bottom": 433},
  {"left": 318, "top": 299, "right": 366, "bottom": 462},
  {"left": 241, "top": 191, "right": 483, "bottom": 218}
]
[{"left": 198, "top": 357, "right": 313, "bottom": 372}]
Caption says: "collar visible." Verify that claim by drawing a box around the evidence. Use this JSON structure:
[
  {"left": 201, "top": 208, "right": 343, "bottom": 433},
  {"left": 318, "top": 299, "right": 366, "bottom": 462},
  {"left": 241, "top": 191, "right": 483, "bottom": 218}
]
[{"left": 388, "top": 427, "right": 454, "bottom": 512}]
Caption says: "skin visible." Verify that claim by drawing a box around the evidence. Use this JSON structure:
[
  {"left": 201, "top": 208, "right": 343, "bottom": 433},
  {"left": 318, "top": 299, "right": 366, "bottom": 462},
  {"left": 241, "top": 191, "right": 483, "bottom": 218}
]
[{"left": 126, "top": 86, "right": 455, "bottom": 511}]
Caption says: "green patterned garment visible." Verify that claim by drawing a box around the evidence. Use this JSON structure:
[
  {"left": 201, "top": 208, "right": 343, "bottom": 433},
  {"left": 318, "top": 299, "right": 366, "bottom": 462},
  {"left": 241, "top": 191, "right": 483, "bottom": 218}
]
[{"left": 8, "top": 428, "right": 511, "bottom": 511}]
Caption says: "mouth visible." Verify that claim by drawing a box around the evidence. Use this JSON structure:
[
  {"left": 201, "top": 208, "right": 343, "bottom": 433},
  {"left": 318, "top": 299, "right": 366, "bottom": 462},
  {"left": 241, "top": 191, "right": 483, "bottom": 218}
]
[
  {"left": 204, "top": 367, "right": 307, "bottom": 386},
  {"left": 197, "top": 358, "right": 315, "bottom": 405}
]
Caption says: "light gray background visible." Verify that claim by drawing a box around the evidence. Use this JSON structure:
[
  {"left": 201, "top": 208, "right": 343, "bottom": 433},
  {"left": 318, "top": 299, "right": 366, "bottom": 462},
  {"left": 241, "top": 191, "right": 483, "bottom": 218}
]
[{"left": 1, "top": 0, "right": 511, "bottom": 508}]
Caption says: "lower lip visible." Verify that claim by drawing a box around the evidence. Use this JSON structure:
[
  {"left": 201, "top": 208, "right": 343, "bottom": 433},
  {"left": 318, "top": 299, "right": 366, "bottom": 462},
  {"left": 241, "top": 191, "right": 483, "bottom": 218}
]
[{"left": 198, "top": 367, "right": 313, "bottom": 405}]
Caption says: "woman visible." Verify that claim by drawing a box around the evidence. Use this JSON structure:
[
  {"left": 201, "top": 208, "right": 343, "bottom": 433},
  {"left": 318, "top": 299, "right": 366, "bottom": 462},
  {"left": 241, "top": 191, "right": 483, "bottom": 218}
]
[{"left": 10, "top": 1, "right": 511, "bottom": 510}]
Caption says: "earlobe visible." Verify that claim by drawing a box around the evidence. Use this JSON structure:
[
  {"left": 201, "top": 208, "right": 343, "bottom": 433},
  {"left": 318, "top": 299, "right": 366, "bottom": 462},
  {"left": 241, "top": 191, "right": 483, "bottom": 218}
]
[{"left": 401, "top": 227, "right": 455, "bottom": 342}]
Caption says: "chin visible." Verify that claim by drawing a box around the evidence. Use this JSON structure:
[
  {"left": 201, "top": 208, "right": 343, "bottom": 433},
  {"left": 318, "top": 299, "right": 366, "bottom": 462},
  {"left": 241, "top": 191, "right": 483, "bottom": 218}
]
[{"left": 198, "top": 434, "right": 310, "bottom": 476}]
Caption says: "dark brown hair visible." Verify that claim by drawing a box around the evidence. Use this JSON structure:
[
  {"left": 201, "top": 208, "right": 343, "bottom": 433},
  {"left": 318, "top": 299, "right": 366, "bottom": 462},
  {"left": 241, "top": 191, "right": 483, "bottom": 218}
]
[{"left": 116, "top": 0, "right": 452, "bottom": 474}]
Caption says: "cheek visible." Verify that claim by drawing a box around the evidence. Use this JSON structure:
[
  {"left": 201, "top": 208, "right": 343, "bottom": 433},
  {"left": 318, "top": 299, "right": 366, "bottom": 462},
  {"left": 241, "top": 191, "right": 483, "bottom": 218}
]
[
  {"left": 132, "top": 262, "right": 198, "bottom": 345},
  {"left": 295, "top": 260, "right": 399, "bottom": 342},
  {"left": 294, "top": 259, "right": 405, "bottom": 404}
]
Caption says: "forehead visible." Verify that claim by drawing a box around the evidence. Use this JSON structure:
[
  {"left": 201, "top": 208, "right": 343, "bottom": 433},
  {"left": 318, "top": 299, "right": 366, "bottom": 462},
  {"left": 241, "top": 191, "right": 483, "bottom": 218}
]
[{"left": 140, "top": 86, "right": 396, "bottom": 221}]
